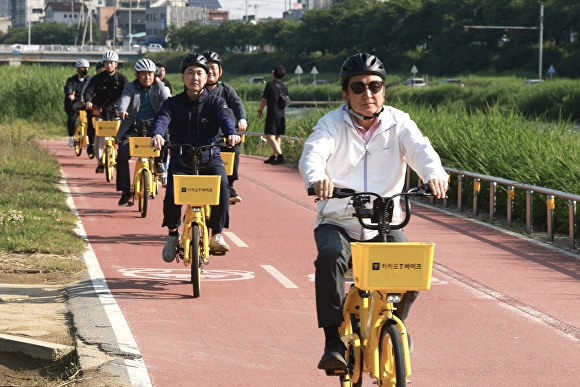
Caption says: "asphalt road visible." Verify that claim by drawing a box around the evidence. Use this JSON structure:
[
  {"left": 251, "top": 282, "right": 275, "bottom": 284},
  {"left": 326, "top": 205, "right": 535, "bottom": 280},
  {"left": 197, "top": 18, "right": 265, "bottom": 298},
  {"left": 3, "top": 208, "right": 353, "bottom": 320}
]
[{"left": 46, "top": 140, "right": 580, "bottom": 387}]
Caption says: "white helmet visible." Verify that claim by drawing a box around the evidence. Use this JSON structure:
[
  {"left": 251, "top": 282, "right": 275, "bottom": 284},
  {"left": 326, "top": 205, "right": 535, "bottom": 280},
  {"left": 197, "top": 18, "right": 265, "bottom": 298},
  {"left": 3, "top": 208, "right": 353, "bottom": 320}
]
[
  {"left": 102, "top": 50, "right": 119, "bottom": 62},
  {"left": 75, "top": 58, "right": 89, "bottom": 68},
  {"left": 134, "top": 59, "right": 157, "bottom": 72}
]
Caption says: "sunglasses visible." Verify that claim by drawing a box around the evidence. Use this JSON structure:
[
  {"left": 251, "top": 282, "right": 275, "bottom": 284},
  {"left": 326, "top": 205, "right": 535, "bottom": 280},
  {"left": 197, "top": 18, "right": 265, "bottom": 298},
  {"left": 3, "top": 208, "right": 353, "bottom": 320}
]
[{"left": 349, "top": 81, "right": 384, "bottom": 94}]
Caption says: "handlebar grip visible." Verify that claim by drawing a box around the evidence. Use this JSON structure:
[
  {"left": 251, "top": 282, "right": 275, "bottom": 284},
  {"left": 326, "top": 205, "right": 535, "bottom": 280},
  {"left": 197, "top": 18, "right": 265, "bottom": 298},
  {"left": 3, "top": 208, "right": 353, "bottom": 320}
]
[{"left": 307, "top": 187, "right": 356, "bottom": 198}]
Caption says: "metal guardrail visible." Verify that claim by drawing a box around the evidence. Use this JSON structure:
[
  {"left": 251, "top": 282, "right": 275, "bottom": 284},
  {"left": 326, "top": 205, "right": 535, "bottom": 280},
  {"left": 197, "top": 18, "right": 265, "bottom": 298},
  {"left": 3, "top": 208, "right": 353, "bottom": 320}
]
[
  {"left": 239, "top": 131, "right": 579, "bottom": 251},
  {"left": 0, "top": 44, "right": 138, "bottom": 53}
]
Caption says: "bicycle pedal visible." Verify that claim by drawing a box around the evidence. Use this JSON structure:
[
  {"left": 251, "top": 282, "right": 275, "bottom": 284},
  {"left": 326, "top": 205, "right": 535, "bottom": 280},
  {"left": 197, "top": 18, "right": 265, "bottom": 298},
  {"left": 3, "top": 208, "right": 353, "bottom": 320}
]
[
  {"left": 324, "top": 368, "right": 348, "bottom": 377},
  {"left": 210, "top": 251, "right": 226, "bottom": 256}
]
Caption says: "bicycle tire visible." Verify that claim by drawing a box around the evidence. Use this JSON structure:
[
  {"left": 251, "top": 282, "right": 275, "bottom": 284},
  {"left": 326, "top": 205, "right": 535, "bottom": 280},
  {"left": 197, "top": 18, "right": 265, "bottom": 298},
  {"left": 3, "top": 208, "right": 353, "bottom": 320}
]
[
  {"left": 190, "top": 223, "right": 201, "bottom": 298},
  {"left": 74, "top": 129, "right": 82, "bottom": 157},
  {"left": 139, "top": 169, "right": 149, "bottom": 218},
  {"left": 87, "top": 139, "right": 95, "bottom": 159},
  {"left": 339, "top": 313, "right": 363, "bottom": 387},
  {"left": 379, "top": 323, "right": 406, "bottom": 387},
  {"left": 104, "top": 145, "right": 114, "bottom": 182}
]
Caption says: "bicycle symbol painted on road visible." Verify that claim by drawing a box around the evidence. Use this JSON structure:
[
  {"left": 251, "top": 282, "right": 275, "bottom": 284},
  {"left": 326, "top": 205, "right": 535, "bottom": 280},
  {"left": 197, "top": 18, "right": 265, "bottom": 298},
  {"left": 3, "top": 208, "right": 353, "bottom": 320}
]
[{"left": 118, "top": 268, "right": 255, "bottom": 282}]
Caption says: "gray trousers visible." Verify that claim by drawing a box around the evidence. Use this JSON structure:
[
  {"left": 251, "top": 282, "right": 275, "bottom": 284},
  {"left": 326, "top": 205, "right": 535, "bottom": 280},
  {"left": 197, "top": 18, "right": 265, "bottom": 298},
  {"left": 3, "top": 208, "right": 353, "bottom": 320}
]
[{"left": 313, "top": 223, "right": 419, "bottom": 328}]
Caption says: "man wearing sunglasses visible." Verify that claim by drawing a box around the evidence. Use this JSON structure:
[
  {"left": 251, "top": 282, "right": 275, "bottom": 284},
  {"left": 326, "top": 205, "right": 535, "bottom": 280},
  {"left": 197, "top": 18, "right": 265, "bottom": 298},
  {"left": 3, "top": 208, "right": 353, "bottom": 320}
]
[{"left": 299, "top": 52, "right": 449, "bottom": 372}]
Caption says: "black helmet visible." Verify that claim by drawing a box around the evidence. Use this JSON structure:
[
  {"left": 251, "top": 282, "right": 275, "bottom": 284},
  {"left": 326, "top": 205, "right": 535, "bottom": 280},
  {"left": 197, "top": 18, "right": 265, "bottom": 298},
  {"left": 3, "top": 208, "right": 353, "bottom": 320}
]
[
  {"left": 202, "top": 51, "right": 222, "bottom": 67},
  {"left": 180, "top": 53, "right": 209, "bottom": 73},
  {"left": 95, "top": 61, "right": 104, "bottom": 70},
  {"left": 339, "top": 53, "right": 386, "bottom": 88}
]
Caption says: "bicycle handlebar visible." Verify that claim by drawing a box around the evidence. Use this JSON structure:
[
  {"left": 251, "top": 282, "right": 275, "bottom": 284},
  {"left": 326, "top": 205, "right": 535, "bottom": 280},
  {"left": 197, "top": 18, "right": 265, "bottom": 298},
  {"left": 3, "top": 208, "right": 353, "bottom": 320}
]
[
  {"left": 163, "top": 140, "right": 225, "bottom": 173},
  {"left": 308, "top": 184, "right": 436, "bottom": 238}
]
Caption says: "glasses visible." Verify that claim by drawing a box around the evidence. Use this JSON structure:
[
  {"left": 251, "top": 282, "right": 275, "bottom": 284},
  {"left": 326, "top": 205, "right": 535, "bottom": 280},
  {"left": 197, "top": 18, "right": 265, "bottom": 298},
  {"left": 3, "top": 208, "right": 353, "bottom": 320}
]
[
  {"left": 349, "top": 81, "right": 384, "bottom": 94},
  {"left": 208, "top": 65, "right": 220, "bottom": 71}
]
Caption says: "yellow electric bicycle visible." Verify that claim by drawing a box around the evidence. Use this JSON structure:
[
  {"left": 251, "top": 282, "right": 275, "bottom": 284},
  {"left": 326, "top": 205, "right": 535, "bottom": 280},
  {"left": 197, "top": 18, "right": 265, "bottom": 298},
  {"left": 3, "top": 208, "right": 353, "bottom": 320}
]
[
  {"left": 92, "top": 105, "right": 120, "bottom": 183},
  {"left": 309, "top": 185, "right": 436, "bottom": 387},
  {"left": 72, "top": 107, "right": 94, "bottom": 159},
  {"left": 165, "top": 141, "right": 227, "bottom": 298},
  {"left": 128, "top": 118, "right": 158, "bottom": 218}
]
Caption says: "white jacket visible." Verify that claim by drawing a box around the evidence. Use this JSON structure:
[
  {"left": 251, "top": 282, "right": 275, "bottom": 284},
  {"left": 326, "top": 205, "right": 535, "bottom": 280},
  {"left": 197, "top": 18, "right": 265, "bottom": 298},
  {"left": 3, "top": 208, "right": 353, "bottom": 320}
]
[{"left": 299, "top": 104, "right": 448, "bottom": 240}]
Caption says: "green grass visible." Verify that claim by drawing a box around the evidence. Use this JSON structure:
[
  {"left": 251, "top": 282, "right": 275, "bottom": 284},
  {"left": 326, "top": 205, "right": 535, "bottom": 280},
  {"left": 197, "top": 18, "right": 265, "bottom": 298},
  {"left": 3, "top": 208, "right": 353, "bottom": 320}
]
[{"left": 0, "top": 118, "right": 86, "bottom": 255}]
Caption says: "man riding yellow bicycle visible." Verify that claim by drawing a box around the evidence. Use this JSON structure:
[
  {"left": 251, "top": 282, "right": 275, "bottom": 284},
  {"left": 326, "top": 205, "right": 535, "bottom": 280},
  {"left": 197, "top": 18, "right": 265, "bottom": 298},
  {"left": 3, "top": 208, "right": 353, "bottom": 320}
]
[
  {"left": 299, "top": 52, "right": 448, "bottom": 379},
  {"left": 151, "top": 53, "right": 240, "bottom": 262}
]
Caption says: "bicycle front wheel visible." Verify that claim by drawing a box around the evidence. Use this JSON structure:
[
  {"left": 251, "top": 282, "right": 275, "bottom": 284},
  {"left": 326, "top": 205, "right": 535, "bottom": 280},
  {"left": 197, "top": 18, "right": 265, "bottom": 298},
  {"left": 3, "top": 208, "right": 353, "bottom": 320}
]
[
  {"left": 379, "top": 324, "right": 406, "bottom": 387},
  {"left": 190, "top": 223, "right": 202, "bottom": 298},
  {"left": 139, "top": 169, "right": 149, "bottom": 218},
  {"left": 104, "top": 145, "right": 114, "bottom": 182}
]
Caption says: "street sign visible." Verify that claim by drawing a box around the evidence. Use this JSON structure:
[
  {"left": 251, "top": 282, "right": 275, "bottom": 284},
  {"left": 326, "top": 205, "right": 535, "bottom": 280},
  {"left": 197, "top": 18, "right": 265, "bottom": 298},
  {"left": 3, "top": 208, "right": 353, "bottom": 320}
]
[
  {"left": 411, "top": 65, "right": 418, "bottom": 76},
  {"left": 310, "top": 66, "right": 318, "bottom": 83},
  {"left": 295, "top": 65, "right": 303, "bottom": 74}
]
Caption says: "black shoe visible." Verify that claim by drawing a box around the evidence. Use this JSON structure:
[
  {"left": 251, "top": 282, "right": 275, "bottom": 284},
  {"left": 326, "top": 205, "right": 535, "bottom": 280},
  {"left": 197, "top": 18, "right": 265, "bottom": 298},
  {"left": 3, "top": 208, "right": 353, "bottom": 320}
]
[
  {"left": 95, "top": 164, "right": 104, "bottom": 173},
  {"left": 271, "top": 155, "right": 286, "bottom": 165},
  {"left": 263, "top": 155, "right": 276, "bottom": 164},
  {"left": 87, "top": 144, "right": 94, "bottom": 155},
  {"left": 118, "top": 192, "right": 131, "bottom": 207},
  {"left": 317, "top": 339, "right": 347, "bottom": 370},
  {"left": 154, "top": 162, "right": 165, "bottom": 176}
]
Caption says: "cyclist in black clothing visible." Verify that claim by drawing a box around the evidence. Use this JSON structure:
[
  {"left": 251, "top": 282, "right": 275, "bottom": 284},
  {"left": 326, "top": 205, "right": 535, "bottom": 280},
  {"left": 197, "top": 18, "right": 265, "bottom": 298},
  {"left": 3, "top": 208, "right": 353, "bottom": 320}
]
[
  {"left": 83, "top": 50, "right": 128, "bottom": 173},
  {"left": 203, "top": 51, "right": 247, "bottom": 203},
  {"left": 64, "top": 59, "right": 90, "bottom": 147},
  {"left": 155, "top": 62, "right": 173, "bottom": 94}
]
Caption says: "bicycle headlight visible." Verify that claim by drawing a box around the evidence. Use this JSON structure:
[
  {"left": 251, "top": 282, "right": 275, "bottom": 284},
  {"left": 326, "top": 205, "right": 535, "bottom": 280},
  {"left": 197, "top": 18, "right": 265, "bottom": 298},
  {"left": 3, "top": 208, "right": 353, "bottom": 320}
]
[{"left": 387, "top": 294, "right": 401, "bottom": 303}]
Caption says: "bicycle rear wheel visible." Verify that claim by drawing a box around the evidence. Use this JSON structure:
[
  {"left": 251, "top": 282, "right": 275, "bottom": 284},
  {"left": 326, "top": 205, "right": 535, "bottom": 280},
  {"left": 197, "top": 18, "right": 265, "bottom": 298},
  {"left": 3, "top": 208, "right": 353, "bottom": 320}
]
[
  {"left": 379, "top": 324, "right": 406, "bottom": 387},
  {"left": 139, "top": 169, "right": 149, "bottom": 218},
  {"left": 73, "top": 127, "right": 82, "bottom": 157},
  {"left": 190, "top": 223, "right": 202, "bottom": 298},
  {"left": 104, "top": 145, "right": 114, "bottom": 182}
]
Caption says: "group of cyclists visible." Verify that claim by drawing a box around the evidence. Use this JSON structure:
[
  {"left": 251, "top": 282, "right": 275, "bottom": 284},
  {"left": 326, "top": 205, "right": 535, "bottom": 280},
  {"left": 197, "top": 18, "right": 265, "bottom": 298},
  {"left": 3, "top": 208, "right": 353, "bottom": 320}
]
[
  {"left": 64, "top": 50, "right": 245, "bottom": 254},
  {"left": 64, "top": 49, "right": 450, "bottom": 376}
]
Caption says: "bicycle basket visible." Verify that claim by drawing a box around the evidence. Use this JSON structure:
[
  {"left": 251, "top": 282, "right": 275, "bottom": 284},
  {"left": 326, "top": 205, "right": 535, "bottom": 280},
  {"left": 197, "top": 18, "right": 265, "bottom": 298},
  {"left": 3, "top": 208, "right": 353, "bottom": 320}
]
[
  {"left": 173, "top": 175, "right": 221, "bottom": 205},
  {"left": 220, "top": 151, "right": 235, "bottom": 176},
  {"left": 129, "top": 137, "right": 160, "bottom": 157},
  {"left": 94, "top": 120, "right": 120, "bottom": 137},
  {"left": 350, "top": 242, "right": 435, "bottom": 292}
]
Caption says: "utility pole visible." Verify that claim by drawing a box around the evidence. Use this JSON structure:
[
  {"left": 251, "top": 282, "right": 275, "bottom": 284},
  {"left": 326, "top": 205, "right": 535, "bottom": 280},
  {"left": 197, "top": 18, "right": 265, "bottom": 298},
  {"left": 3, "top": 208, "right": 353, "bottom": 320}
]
[
  {"left": 27, "top": 0, "right": 31, "bottom": 45},
  {"left": 129, "top": 0, "right": 132, "bottom": 47},
  {"left": 464, "top": 5, "right": 544, "bottom": 80}
]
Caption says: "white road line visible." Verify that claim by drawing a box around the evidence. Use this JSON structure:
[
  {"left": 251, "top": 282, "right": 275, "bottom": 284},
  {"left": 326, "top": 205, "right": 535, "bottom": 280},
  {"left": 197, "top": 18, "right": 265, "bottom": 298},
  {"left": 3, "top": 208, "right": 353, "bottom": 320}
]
[
  {"left": 261, "top": 265, "right": 298, "bottom": 288},
  {"left": 223, "top": 231, "right": 248, "bottom": 247},
  {"left": 60, "top": 174, "right": 152, "bottom": 387}
]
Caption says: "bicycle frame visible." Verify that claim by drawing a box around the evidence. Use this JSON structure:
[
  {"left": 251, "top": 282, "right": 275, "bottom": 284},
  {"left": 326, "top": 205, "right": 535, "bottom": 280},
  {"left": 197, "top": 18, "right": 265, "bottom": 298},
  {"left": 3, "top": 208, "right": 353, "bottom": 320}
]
[
  {"left": 93, "top": 105, "right": 119, "bottom": 183},
  {"left": 73, "top": 109, "right": 90, "bottom": 157},
  {"left": 166, "top": 141, "right": 223, "bottom": 298},
  {"left": 128, "top": 118, "right": 158, "bottom": 218}
]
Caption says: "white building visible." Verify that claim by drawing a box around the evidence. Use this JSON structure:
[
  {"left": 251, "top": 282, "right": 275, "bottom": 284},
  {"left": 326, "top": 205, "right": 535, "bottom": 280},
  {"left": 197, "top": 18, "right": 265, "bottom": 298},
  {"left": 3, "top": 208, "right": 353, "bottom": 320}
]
[{"left": 44, "top": 2, "right": 89, "bottom": 26}]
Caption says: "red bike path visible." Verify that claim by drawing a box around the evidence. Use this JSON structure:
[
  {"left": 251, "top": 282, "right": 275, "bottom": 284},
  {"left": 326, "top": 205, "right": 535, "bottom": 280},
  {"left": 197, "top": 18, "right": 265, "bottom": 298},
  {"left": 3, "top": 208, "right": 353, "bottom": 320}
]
[{"left": 45, "top": 140, "right": 579, "bottom": 386}]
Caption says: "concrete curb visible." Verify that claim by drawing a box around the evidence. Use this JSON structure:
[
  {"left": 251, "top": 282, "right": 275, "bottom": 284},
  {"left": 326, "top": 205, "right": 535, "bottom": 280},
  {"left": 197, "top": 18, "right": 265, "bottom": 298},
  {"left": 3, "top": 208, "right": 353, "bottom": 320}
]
[{"left": 0, "top": 333, "right": 73, "bottom": 361}]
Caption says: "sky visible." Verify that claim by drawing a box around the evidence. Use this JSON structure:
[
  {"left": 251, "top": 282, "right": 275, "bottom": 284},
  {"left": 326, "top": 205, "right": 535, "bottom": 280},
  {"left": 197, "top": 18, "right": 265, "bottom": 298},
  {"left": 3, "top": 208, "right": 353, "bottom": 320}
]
[{"left": 218, "top": 0, "right": 291, "bottom": 20}]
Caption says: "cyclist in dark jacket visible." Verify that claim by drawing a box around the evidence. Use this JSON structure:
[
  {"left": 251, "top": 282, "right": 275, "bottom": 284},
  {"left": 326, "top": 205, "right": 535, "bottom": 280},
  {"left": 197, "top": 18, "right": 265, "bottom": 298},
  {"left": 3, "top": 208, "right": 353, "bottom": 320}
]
[
  {"left": 83, "top": 50, "right": 128, "bottom": 173},
  {"left": 64, "top": 59, "right": 90, "bottom": 147},
  {"left": 203, "top": 51, "right": 247, "bottom": 203},
  {"left": 151, "top": 53, "right": 240, "bottom": 262}
]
